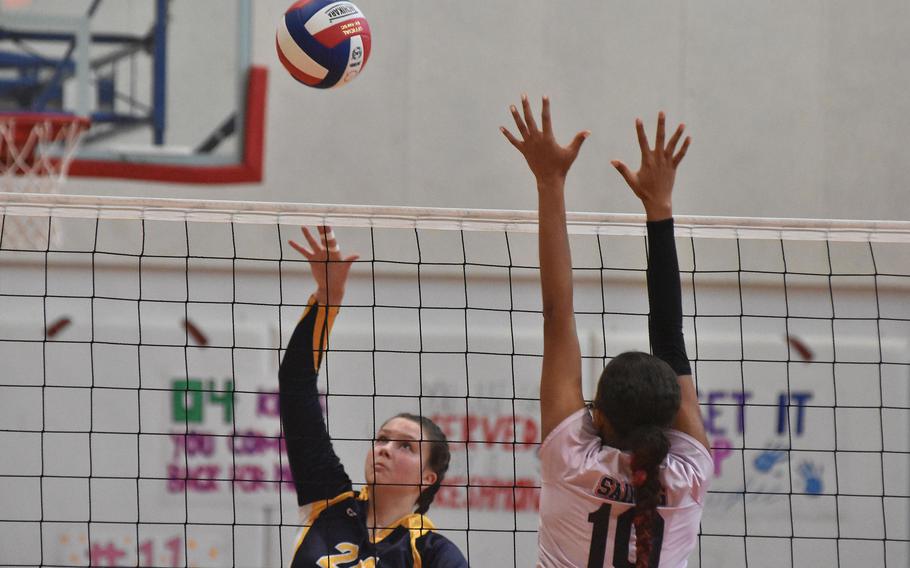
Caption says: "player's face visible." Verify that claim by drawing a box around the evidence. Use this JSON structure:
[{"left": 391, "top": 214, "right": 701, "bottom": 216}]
[{"left": 365, "top": 417, "right": 438, "bottom": 492}]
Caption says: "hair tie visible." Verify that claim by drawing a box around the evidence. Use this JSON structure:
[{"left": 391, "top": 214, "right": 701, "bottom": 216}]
[{"left": 632, "top": 469, "right": 648, "bottom": 487}]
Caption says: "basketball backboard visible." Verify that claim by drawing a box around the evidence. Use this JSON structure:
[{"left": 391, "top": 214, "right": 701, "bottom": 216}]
[{"left": 0, "top": 0, "right": 264, "bottom": 183}]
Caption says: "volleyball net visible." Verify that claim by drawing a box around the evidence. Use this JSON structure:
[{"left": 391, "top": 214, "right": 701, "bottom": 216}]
[{"left": 0, "top": 192, "right": 908, "bottom": 567}]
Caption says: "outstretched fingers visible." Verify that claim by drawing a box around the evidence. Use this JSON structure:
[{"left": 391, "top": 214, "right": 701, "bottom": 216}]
[
  {"left": 672, "top": 136, "right": 691, "bottom": 167},
  {"left": 635, "top": 118, "right": 650, "bottom": 157},
  {"left": 642, "top": 112, "right": 689, "bottom": 167},
  {"left": 655, "top": 111, "right": 666, "bottom": 151},
  {"left": 288, "top": 239, "right": 312, "bottom": 258},
  {"left": 503, "top": 94, "right": 590, "bottom": 181},
  {"left": 302, "top": 226, "right": 322, "bottom": 252},
  {"left": 500, "top": 126, "right": 522, "bottom": 150},
  {"left": 318, "top": 225, "right": 339, "bottom": 253},
  {"left": 567, "top": 130, "right": 590, "bottom": 160},
  {"left": 510, "top": 104, "right": 529, "bottom": 140},
  {"left": 610, "top": 159, "right": 636, "bottom": 189},
  {"left": 666, "top": 123, "right": 685, "bottom": 157},
  {"left": 287, "top": 227, "right": 321, "bottom": 260},
  {"left": 541, "top": 96, "right": 553, "bottom": 138},
  {"left": 521, "top": 94, "right": 538, "bottom": 135}
]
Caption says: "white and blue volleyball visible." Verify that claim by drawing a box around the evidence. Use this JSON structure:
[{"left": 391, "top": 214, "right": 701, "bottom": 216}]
[{"left": 276, "top": 0, "right": 371, "bottom": 89}]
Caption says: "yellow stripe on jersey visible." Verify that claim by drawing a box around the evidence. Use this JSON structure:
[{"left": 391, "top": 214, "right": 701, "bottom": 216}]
[
  {"left": 300, "top": 294, "right": 340, "bottom": 372},
  {"left": 291, "top": 490, "right": 357, "bottom": 567},
  {"left": 312, "top": 303, "right": 326, "bottom": 370},
  {"left": 405, "top": 514, "right": 436, "bottom": 568},
  {"left": 357, "top": 486, "right": 435, "bottom": 568},
  {"left": 367, "top": 512, "right": 436, "bottom": 544}
]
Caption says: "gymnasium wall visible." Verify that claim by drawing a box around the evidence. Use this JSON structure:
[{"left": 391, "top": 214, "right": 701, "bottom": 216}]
[{"left": 63, "top": 0, "right": 910, "bottom": 222}]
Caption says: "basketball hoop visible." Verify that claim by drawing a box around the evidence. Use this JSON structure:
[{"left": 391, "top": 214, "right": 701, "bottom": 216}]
[{"left": 0, "top": 112, "right": 90, "bottom": 250}]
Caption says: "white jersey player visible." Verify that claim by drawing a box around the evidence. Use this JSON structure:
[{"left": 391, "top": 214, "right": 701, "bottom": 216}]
[{"left": 502, "top": 97, "right": 711, "bottom": 567}]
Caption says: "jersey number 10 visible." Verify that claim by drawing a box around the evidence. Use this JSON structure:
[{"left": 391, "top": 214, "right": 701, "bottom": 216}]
[{"left": 586, "top": 503, "right": 665, "bottom": 568}]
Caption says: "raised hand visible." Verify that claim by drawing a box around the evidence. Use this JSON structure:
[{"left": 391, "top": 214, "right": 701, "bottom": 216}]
[
  {"left": 611, "top": 112, "right": 690, "bottom": 221},
  {"left": 289, "top": 226, "right": 359, "bottom": 307},
  {"left": 501, "top": 94, "right": 590, "bottom": 186}
]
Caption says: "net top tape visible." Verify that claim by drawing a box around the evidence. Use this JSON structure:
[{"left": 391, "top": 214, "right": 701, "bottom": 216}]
[{"left": 2, "top": 191, "right": 909, "bottom": 243}]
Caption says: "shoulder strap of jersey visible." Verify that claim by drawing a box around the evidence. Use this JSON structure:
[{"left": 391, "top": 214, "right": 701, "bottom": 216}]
[{"left": 292, "top": 490, "right": 357, "bottom": 557}]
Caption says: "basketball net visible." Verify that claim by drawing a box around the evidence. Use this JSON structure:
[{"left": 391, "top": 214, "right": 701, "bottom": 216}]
[{"left": 0, "top": 113, "right": 89, "bottom": 250}]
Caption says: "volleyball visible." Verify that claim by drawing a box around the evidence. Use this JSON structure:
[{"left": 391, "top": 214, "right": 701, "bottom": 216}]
[{"left": 276, "top": 0, "right": 371, "bottom": 89}]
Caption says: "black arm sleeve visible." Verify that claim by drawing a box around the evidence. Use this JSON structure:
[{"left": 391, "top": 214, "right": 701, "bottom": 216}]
[
  {"left": 646, "top": 218, "right": 692, "bottom": 376},
  {"left": 279, "top": 295, "right": 352, "bottom": 506}
]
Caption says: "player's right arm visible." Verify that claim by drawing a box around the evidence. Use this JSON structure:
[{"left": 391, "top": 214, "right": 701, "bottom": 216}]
[
  {"left": 611, "top": 113, "right": 709, "bottom": 450},
  {"left": 279, "top": 226, "right": 360, "bottom": 506},
  {"left": 502, "top": 95, "right": 590, "bottom": 440}
]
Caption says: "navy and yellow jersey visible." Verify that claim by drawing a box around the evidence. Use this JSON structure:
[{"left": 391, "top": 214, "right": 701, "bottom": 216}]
[
  {"left": 279, "top": 295, "right": 468, "bottom": 568},
  {"left": 290, "top": 487, "right": 466, "bottom": 568}
]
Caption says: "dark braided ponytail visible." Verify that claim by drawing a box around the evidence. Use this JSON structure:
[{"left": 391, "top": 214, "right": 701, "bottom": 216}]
[
  {"left": 627, "top": 425, "right": 670, "bottom": 567},
  {"left": 594, "top": 351, "right": 681, "bottom": 567},
  {"left": 391, "top": 413, "right": 451, "bottom": 515}
]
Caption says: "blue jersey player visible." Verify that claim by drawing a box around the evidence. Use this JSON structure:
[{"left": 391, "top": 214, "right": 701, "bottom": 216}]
[{"left": 279, "top": 226, "right": 468, "bottom": 567}]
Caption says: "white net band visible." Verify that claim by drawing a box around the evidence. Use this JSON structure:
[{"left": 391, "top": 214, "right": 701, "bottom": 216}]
[{"left": 2, "top": 191, "right": 909, "bottom": 244}]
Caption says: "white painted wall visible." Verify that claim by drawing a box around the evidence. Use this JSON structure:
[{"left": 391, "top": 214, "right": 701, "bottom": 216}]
[{"left": 57, "top": 0, "right": 910, "bottom": 222}]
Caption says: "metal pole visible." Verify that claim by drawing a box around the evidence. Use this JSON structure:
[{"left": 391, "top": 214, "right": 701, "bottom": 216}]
[
  {"left": 152, "top": 0, "right": 169, "bottom": 145},
  {"left": 236, "top": 0, "right": 253, "bottom": 155}
]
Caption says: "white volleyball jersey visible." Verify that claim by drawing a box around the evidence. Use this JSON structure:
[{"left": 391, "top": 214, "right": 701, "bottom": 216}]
[{"left": 538, "top": 408, "right": 712, "bottom": 568}]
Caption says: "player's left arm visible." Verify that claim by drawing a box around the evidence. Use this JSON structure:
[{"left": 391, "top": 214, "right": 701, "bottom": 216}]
[
  {"left": 502, "top": 95, "right": 590, "bottom": 440},
  {"left": 612, "top": 114, "right": 709, "bottom": 451}
]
